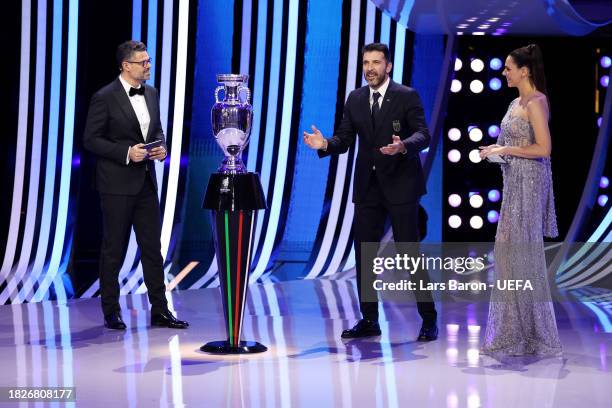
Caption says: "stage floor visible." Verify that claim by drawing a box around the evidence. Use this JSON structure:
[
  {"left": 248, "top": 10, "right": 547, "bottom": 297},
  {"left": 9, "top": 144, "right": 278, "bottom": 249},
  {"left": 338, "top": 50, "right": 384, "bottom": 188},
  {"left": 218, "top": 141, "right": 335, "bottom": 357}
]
[{"left": 0, "top": 278, "right": 610, "bottom": 407}]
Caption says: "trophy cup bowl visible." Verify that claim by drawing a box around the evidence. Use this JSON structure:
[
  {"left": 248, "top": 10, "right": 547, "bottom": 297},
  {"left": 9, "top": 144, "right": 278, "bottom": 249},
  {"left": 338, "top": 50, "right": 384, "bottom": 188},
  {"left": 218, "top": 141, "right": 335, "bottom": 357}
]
[{"left": 211, "top": 74, "right": 252, "bottom": 174}]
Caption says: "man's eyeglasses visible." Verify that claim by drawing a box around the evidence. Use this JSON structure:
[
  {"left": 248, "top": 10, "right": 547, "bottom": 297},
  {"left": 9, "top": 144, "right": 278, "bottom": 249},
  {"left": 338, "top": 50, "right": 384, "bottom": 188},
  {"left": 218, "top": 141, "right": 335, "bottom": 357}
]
[{"left": 126, "top": 57, "right": 152, "bottom": 67}]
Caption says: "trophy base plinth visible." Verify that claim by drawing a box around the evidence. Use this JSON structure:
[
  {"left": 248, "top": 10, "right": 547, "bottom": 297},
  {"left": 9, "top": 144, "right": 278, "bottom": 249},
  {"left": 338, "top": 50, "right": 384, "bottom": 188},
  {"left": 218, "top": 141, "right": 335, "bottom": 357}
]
[{"left": 200, "top": 340, "right": 267, "bottom": 354}]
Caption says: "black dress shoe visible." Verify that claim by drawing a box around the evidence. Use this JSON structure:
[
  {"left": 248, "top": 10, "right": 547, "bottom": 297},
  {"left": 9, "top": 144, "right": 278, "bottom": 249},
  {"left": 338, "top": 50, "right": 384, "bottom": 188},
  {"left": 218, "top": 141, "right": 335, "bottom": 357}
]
[
  {"left": 151, "top": 310, "right": 189, "bottom": 329},
  {"left": 417, "top": 323, "right": 438, "bottom": 342},
  {"left": 341, "top": 319, "right": 381, "bottom": 339},
  {"left": 104, "top": 311, "right": 126, "bottom": 330}
]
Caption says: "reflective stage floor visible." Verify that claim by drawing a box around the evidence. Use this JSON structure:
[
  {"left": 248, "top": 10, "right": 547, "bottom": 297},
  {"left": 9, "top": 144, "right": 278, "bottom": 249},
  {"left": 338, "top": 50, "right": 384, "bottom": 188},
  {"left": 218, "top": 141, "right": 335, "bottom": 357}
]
[{"left": 0, "top": 278, "right": 610, "bottom": 407}]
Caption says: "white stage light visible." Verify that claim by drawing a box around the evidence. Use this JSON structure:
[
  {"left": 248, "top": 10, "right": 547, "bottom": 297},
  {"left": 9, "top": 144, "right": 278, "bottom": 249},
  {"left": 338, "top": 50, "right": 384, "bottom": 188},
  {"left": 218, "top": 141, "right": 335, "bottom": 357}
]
[
  {"left": 448, "top": 128, "right": 461, "bottom": 141},
  {"left": 448, "top": 215, "right": 462, "bottom": 229},
  {"left": 470, "top": 80, "right": 484, "bottom": 93},
  {"left": 448, "top": 149, "right": 461, "bottom": 163},
  {"left": 468, "top": 127, "right": 483, "bottom": 142},
  {"left": 469, "top": 194, "right": 483, "bottom": 208},
  {"left": 470, "top": 216, "right": 484, "bottom": 229}
]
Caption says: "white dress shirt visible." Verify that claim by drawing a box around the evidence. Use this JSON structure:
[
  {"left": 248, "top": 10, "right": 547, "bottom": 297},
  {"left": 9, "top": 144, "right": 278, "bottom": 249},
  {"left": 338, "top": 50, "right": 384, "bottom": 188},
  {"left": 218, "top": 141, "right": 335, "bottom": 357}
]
[
  {"left": 119, "top": 75, "right": 151, "bottom": 164},
  {"left": 369, "top": 76, "right": 390, "bottom": 112}
]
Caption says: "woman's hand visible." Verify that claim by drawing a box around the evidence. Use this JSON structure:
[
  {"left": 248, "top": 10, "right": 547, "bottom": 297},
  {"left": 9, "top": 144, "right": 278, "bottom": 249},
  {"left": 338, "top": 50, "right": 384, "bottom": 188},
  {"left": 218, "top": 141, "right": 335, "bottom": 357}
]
[{"left": 479, "top": 144, "right": 507, "bottom": 160}]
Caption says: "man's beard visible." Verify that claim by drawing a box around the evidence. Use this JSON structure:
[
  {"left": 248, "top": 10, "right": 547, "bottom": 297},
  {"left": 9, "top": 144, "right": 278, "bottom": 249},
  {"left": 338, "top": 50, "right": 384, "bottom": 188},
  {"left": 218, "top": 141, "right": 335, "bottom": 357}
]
[{"left": 365, "top": 72, "right": 384, "bottom": 87}]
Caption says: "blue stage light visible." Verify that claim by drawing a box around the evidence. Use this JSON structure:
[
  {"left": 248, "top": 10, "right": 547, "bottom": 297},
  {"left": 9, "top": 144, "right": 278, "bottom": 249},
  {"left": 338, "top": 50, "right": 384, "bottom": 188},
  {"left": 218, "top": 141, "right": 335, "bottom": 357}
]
[
  {"left": 601, "top": 56, "right": 611, "bottom": 68},
  {"left": 489, "top": 77, "right": 502, "bottom": 91},
  {"left": 600, "top": 75, "right": 609, "bottom": 87},
  {"left": 489, "top": 58, "right": 502, "bottom": 70},
  {"left": 598, "top": 195, "right": 608, "bottom": 207},
  {"left": 488, "top": 125, "right": 500, "bottom": 138},
  {"left": 488, "top": 189, "right": 501, "bottom": 202},
  {"left": 487, "top": 210, "right": 499, "bottom": 223},
  {"left": 600, "top": 176, "right": 609, "bottom": 189}
]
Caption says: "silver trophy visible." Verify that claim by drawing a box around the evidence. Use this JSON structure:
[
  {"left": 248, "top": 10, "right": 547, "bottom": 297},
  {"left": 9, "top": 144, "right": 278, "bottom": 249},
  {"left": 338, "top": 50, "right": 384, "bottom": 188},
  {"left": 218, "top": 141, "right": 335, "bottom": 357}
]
[{"left": 211, "top": 74, "right": 252, "bottom": 174}]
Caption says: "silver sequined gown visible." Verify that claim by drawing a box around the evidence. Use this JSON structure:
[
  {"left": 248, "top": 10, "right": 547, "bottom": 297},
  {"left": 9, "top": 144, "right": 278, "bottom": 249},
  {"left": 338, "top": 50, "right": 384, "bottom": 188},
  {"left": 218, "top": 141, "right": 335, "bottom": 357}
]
[{"left": 481, "top": 98, "right": 562, "bottom": 357}]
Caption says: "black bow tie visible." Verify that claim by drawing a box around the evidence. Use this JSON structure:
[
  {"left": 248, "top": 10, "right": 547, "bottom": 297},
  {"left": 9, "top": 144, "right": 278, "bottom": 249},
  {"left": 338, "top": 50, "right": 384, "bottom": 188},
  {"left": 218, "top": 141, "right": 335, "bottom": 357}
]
[{"left": 129, "top": 86, "right": 145, "bottom": 97}]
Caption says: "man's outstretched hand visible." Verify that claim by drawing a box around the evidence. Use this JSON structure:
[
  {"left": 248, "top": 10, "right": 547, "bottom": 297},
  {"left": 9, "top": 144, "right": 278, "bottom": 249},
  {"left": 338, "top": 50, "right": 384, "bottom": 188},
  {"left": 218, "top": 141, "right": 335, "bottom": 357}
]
[
  {"left": 380, "top": 135, "right": 406, "bottom": 155},
  {"left": 303, "top": 125, "right": 327, "bottom": 150}
]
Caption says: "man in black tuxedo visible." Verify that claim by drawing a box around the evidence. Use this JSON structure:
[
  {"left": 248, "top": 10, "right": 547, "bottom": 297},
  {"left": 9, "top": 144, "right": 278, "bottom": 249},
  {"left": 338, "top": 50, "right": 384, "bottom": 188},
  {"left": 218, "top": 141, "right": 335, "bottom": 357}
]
[
  {"left": 83, "top": 40, "right": 188, "bottom": 330},
  {"left": 303, "top": 43, "right": 437, "bottom": 341}
]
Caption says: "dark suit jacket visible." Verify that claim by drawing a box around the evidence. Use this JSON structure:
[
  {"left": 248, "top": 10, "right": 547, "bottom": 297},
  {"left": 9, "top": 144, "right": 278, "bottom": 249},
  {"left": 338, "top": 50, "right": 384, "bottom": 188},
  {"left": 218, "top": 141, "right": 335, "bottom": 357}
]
[
  {"left": 83, "top": 78, "right": 166, "bottom": 195},
  {"left": 318, "top": 80, "right": 430, "bottom": 204}
]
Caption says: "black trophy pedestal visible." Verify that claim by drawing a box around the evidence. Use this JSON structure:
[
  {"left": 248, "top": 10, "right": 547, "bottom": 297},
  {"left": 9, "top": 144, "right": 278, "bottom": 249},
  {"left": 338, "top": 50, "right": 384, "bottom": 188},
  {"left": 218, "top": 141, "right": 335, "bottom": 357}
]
[{"left": 201, "top": 172, "right": 267, "bottom": 354}]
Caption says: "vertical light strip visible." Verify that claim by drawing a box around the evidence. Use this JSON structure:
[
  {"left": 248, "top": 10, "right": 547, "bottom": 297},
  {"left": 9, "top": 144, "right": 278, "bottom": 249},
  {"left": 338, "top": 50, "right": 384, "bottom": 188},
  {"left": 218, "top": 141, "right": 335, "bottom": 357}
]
[
  {"left": 147, "top": 0, "right": 158, "bottom": 85},
  {"left": 169, "top": 335, "right": 185, "bottom": 405},
  {"left": 240, "top": 0, "right": 252, "bottom": 75},
  {"left": 392, "top": 24, "right": 406, "bottom": 83},
  {"left": 238, "top": 211, "right": 254, "bottom": 341},
  {"left": 57, "top": 305, "right": 74, "bottom": 396},
  {"left": 5, "top": 0, "right": 46, "bottom": 304},
  {"left": 0, "top": 0, "right": 30, "bottom": 285},
  {"left": 263, "top": 283, "right": 291, "bottom": 407},
  {"left": 250, "top": 0, "right": 284, "bottom": 266},
  {"left": 34, "top": 0, "right": 79, "bottom": 302},
  {"left": 378, "top": 306, "right": 399, "bottom": 408},
  {"left": 225, "top": 211, "right": 233, "bottom": 345},
  {"left": 327, "top": 4, "right": 379, "bottom": 276},
  {"left": 234, "top": 211, "right": 243, "bottom": 342},
  {"left": 123, "top": 0, "right": 175, "bottom": 294},
  {"left": 250, "top": 0, "right": 298, "bottom": 282},
  {"left": 22, "top": 0, "right": 63, "bottom": 301},
  {"left": 305, "top": 0, "right": 360, "bottom": 278},
  {"left": 246, "top": 0, "right": 268, "bottom": 173},
  {"left": 132, "top": 0, "right": 142, "bottom": 40},
  {"left": 147, "top": 0, "right": 166, "bottom": 198},
  {"left": 111, "top": 0, "right": 150, "bottom": 296},
  {"left": 160, "top": 0, "right": 184, "bottom": 261},
  {"left": 380, "top": 12, "right": 391, "bottom": 45}
]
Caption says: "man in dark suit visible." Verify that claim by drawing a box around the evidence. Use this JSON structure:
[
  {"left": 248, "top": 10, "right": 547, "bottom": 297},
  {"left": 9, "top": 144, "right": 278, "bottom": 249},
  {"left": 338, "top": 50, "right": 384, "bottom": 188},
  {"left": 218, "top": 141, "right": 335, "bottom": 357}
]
[
  {"left": 303, "top": 43, "right": 437, "bottom": 341},
  {"left": 83, "top": 40, "right": 188, "bottom": 330}
]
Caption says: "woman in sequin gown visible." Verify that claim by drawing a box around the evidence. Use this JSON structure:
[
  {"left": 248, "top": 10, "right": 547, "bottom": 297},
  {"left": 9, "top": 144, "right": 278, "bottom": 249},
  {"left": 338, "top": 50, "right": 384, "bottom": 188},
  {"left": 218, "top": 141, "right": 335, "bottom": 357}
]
[{"left": 479, "top": 44, "right": 562, "bottom": 357}]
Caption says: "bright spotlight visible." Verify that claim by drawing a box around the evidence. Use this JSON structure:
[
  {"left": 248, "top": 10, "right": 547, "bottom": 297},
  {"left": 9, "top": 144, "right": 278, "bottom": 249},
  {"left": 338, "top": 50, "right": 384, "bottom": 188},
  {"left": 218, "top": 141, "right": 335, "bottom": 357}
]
[
  {"left": 470, "top": 80, "right": 484, "bottom": 94},
  {"left": 488, "top": 189, "right": 501, "bottom": 202},
  {"left": 601, "top": 56, "right": 611, "bottom": 68},
  {"left": 454, "top": 58, "right": 463, "bottom": 71},
  {"left": 448, "top": 215, "right": 462, "bottom": 229},
  {"left": 448, "top": 128, "right": 461, "bottom": 141},
  {"left": 470, "top": 216, "right": 484, "bottom": 229},
  {"left": 468, "top": 128, "right": 483, "bottom": 142},
  {"left": 451, "top": 79, "right": 462, "bottom": 93},
  {"left": 448, "top": 149, "right": 461, "bottom": 163},
  {"left": 469, "top": 149, "right": 482, "bottom": 163},
  {"left": 469, "top": 194, "right": 484, "bottom": 208},
  {"left": 448, "top": 194, "right": 462, "bottom": 207},
  {"left": 470, "top": 59, "right": 484, "bottom": 72},
  {"left": 600, "top": 176, "right": 609, "bottom": 189}
]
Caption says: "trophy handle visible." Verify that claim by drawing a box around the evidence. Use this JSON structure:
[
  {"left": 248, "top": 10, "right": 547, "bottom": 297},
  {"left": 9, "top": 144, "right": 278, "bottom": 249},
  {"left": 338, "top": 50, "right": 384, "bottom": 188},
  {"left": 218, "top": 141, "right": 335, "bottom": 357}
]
[
  {"left": 214, "top": 86, "right": 224, "bottom": 103},
  {"left": 238, "top": 85, "right": 251, "bottom": 104}
]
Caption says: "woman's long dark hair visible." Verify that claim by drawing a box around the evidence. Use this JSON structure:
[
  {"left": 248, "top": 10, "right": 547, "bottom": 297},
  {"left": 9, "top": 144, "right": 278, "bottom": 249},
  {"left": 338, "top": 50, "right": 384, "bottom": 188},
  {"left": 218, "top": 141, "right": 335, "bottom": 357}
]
[{"left": 509, "top": 44, "right": 548, "bottom": 98}]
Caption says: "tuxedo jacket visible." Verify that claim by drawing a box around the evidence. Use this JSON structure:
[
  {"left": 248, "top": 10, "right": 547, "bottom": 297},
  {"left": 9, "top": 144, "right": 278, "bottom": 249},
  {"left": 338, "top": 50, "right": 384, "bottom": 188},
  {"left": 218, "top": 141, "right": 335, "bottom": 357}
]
[
  {"left": 318, "top": 80, "right": 430, "bottom": 205},
  {"left": 83, "top": 78, "right": 166, "bottom": 195}
]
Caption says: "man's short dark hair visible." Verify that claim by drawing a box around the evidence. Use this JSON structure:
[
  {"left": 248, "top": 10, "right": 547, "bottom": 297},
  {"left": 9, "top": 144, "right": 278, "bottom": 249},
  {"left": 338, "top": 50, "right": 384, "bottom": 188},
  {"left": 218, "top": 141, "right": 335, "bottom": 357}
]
[
  {"left": 363, "top": 43, "right": 390, "bottom": 62},
  {"left": 116, "top": 40, "right": 147, "bottom": 70}
]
